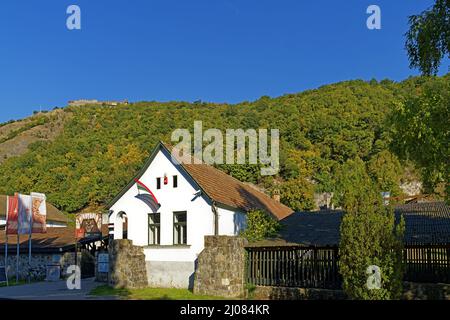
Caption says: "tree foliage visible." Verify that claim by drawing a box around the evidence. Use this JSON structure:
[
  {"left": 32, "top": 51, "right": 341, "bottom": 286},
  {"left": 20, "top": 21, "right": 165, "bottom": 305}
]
[
  {"left": 279, "top": 178, "right": 315, "bottom": 211},
  {"left": 240, "top": 209, "right": 281, "bottom": 242},
  {"left": 405, "top": 0, "right": 450, "bottom": 75},
  {"left": 0, "top": 76, "right": 446, "bottom": 213},
  {"left": 389, "top": 75, "right": 449, "bottom": 196},
  {"left": 337, "top": 158, "right": 404, "bottom": 300}
]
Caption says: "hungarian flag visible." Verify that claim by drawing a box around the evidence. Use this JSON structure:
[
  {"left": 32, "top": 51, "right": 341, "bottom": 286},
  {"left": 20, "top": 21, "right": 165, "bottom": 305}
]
[
  {"left": 6, "top": 194, "right": 19, "bottom": 235},
  {"left": 134, "top": 179, "right": 161, "bottom": 213}
]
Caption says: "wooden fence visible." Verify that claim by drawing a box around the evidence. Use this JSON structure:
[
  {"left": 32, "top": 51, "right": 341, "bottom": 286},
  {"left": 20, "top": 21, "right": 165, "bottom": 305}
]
[
  {"left": 246, "top": 244, "right": 450, "bottom": 289},
  {"left": 246, "top": 246, "right": 342, "bottom": 289},
  {"left": 403, "top": 244, "right": 450, "bottom": 284}
]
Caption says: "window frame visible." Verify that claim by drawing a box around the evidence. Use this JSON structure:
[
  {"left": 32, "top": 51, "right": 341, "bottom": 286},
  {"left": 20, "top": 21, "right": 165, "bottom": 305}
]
[
  {"left": 148, "top": 212, "right": 161, "bottom": 245},
  {"left": 173, "top": 211, "right": 187, "bottom": 245},
  {"left": 173, "top": 175, "right": 178, "bottom": 188},
  {"left": 156, "top": 177, "right": 161, "bottom": 189}
]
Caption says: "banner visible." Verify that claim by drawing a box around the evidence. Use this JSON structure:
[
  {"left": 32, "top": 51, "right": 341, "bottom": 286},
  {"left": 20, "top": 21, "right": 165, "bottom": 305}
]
[
  {"left": 6, "top": 194, "right": 19, "bottom": 235},
  {"left": 76, "top": 213, "right": 102, "bottom": 239},
  {"left": 17, "top": 194, "right": 32, "bottom": 235},
  {"left": 31, "top": 192, "right": 47, "bottom": 234}
]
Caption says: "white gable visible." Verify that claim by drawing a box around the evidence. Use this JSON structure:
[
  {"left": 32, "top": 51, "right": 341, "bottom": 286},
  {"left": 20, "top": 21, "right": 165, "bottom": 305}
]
[
  {"left": 110, "top": 147, "right": 214, "bottom": 250},
  {"left": 108, "top": 145, "right": 247, "bottom": 288}
]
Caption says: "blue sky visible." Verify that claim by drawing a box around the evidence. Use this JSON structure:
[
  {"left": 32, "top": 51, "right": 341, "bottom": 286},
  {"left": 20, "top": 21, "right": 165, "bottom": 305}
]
[{"left": 0, "top": 0, "right": 448, "bottom": 122}]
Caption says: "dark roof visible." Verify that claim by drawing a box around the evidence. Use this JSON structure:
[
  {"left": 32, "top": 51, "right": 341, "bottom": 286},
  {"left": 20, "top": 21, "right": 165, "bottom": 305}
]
[
  {"left": 108, "top": 141, "right": 293, "bottom": 220},
  {"left": 0, "top": 226, "right": 108, "bottom": 253},
  {"left": 0, "top": 195, "right": 68, "bottom": 224},
  {"left": 277, "top": 210, "right": 344, "bottom": 246},
  {"left": 258, "top": 201, "right": 450, "bottom": 246},
  {"left": 396, "top": 201, "right": 450, "bottom": 245}
]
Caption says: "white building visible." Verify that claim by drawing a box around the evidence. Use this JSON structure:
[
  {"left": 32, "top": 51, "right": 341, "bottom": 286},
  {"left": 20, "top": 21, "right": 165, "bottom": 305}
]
[{"left": 108, "top": 141, "right": 293, "bottom": 288}]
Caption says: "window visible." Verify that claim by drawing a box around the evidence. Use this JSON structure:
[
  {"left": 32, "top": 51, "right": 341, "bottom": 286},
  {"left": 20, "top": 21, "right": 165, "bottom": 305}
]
[
  {"left": 173, "top": 175, "right": 178, "bottom": 188},
  {"left": 173, "top": 211, "right": 187, "bottom": 245},
  {"left": 156, "top": 177, "right": 161, "bottom": 189},
  {"left": 148, "top": 213, "right": 160, "bottom": 245}
]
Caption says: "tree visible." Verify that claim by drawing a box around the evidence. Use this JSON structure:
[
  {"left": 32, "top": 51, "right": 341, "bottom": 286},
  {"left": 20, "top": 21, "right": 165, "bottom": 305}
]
[
  {"left": 336, "top": 158, "right": 404, "bottom": 300},
  {"left": 240, "top": 209, "right": 281, "bottom": 242},
  {"left": 390, "top": 76, "right": 449, "bottom": 196},
  {"left": 279, "top": 178, "right": 315, "bottom": 211},
  {"left": 367, "top": 150, "right": 403, "bottom": 197},
  {"left": 405, "top": 0, "right": 450, "bottom": 75}
]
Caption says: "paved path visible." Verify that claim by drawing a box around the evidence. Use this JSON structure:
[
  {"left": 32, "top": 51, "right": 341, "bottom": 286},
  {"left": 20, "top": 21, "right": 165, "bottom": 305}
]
[{"left": 0, "top": 278, "right": 116, "bottom": 300}]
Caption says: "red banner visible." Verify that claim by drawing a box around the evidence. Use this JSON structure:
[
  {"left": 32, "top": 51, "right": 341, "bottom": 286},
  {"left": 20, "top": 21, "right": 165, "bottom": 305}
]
[{"left": 6, "top": 194, "right": 19, "bottom": 235}]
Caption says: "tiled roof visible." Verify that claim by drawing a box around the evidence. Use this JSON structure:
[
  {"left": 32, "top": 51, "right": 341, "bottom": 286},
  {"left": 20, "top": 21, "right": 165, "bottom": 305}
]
[
  {"left": 256, "top": 202, "right": 450, "bottom": 246},
  {"left": 0, "top": 226, "right": 108, "bottom": 253},
  {"left": 395, "top": 201, "right": 450, "bottom": 245},
  {"left": 276, "top": 210, "right": 344, "bottom": 246},
  {"left": 0, "top": 195, "right": 68, "bottom": 224},
  {"left": 166, "top": 142, "right": 294, "bottom": 220},
  {"left": 108, "top": 141, "right": 294, "bottom": 220}
]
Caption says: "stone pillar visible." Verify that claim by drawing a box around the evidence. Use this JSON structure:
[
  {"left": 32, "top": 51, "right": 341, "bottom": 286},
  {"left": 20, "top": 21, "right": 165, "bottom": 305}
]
[
  {"left": 108, "top": 239, "right": 148, "bottom": 289},
  {"left": 193, "top": 236, "right": 248, "bottom": 298}
]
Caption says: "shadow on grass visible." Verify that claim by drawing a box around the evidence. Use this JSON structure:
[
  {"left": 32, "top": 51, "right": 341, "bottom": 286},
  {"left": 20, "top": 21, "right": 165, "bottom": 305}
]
[{"left": 89, "top": 285, "right": 226, "bottom": 300}]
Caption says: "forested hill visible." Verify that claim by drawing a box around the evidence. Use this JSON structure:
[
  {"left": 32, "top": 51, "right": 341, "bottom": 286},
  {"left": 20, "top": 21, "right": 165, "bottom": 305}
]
[{"left": 0, "top": 75, "right": 447, "bottom": 214}]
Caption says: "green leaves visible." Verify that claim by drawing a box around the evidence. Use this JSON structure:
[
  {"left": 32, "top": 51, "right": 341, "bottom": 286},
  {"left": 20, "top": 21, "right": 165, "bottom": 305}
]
[
  {"left": 339, "top": 201, "right": 404, "bottom": 300},
  {"left": 240, "top": 209, "right": 281, "bottom": 242},
  {"left": 390, "top": 75, "right": 449, "bottom": 196},
  {"left": 0, "top": 75, "right": 446, "bottom": 214},
  {"left": 405, "top": 0, "right": 449, "bottom": 75}
]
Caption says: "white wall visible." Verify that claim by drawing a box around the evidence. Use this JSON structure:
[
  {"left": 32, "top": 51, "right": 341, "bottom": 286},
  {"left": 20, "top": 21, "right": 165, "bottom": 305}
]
[
  {"left": 109, "top": 146, "right": 251, "bottom": 288},
  {"left": 110, "top": 147, "right": 216, "bottom": 262},
  {"left": 217, "top": 206, "right": 247, "bottom": 236}
]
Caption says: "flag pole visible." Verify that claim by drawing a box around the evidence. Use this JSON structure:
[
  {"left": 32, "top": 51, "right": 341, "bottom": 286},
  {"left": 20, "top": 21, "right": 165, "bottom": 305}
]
[
  {"left": 16, "top": 234, "right": 19, "bottom": 283},
  {"left": 28, "top": 195, "right": 32, "bottom": 284},
  {"left": 16, "top": 194, "right": 19, "bottom": 284},
  {"left": 4, "top": 196, "right": 9, "bottom": 286}
]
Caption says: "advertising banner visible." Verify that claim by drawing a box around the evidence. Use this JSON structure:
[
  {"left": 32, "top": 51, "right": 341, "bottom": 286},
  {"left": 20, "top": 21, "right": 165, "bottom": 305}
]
[
  {"left": 76, "top": 213, "right": 102, "bottom": 239},
  {"left": 17, "top": 194, "right": 32, "bottom": 235},
  {"left": 6, "top": 194, "right": 19, "bottom": 235},
  {"left": 31, "top": 192, "right": 47, "bottom": 234}
]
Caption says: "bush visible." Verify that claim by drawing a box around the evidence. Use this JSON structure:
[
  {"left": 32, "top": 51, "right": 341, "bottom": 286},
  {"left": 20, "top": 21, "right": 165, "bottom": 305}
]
[
  {"left": 240, "top": 209, "right": 281, "bottom": 242},
  {"left": 339, "top": 205, "right": 404, "bottom": 300}
]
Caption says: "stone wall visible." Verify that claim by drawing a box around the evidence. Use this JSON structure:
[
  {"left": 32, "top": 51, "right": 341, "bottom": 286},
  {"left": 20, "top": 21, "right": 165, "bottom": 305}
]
[
  {"left": 0, "top": 252, "right": 77, "bottom": 281},
  {"left": 108, "top": 239, "right": 148, "bottom": 289},
  {"left": 403, "top": 282, "right": 450, "bottom": 300},
  {"left": 193, "top": 236, "right": 248, "bottom": 298},
  {"left": 251, "top": 286, "right": 346, "bottom": 300},
  {"left": 251, "top": 282, "right": 450, "bottom": 300}
]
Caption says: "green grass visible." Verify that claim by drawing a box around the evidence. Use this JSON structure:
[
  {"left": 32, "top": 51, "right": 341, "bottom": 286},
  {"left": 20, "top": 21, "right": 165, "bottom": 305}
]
[{"left": 89, "top": 285, "right": 231, "bottom": 300}]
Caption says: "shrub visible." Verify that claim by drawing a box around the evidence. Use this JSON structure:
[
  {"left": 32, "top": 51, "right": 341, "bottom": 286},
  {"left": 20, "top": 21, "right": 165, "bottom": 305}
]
[
  {"left": 336, "top": 158, "right": 405, "bottom": 300},
  {"left": 240, "top": 209, "right": 281, "bottom": 242}
]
